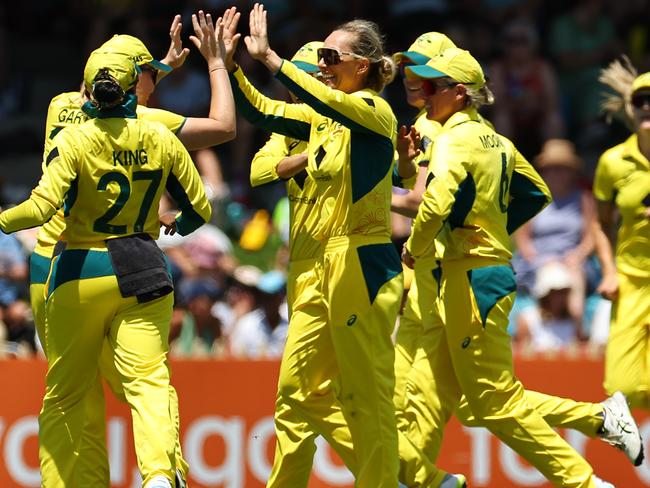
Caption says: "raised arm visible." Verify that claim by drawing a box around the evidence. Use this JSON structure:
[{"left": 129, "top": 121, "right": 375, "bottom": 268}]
[{"left": 175, "top": 11, "right": 236, "bottom": 150}]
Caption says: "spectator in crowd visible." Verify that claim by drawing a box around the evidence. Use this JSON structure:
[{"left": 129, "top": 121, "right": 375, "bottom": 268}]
[
  {"left": 489, "top": 19, "right": 565, "bottom": 158},
  {"left": 515, "top": 261, "right": 585, "bottom": 351},
  {"left": 0, "top": 229, "right": 32, "bottom": 356},
  {"left": 229, "top": 270, "right": 288, "bottom": 359},
  {"left": 548, "top": 0, "right": 620, "bottom": 136},
  {"left": 512, "top": 139, "right": 597, "bottom": 329}
]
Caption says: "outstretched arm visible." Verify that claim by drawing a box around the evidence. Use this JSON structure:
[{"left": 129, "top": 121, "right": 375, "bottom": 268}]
[{"left": 176, "top": 10, "right": 237, "bottom": 150}]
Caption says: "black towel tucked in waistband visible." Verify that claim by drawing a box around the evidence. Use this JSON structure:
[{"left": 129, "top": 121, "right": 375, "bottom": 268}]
[{"left": 105, "top": 233, "right": 173, "bottom": 303}]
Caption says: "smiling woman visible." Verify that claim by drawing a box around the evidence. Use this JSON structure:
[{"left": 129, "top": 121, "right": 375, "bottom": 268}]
[{"left": 223, "top": 4, "right": 403, "bottom": 487}]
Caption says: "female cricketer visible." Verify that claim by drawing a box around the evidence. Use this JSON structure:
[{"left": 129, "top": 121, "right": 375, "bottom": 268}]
[
  {"left": 0, "top": 46, "right": 212, "bottom": 487},
  {"left": 30, "top": 11, "right": 234, "bottom": 487},
  {"left": 391, "top": 36, "right": 643, "bottom": 487},
  {"left": 401, "top": 47, "right": 620, "bottom": 488},
  {"left": 226, "top": 4, "right": 403, "bottom": 486},
  {"left": 596, "top": 60, "right": 650, "bottom": 410}
]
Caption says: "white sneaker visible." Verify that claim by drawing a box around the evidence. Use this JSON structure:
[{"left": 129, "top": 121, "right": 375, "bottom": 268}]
[
  {"left": 144, "top": 475, "right": 173, "bottom": 488},
  {"left": 593, "top": 474, "right": 615, "bottom": 487},
  {"left": 599, "top": 391, "right": 644, "bottom": 466},
  {"left": 440, "top": 473, "right": 467, "bottom": 488}
]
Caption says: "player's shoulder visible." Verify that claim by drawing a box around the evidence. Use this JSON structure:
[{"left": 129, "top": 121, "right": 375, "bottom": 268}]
[
  {"left": 49, "top": 91, "right": 84, "bottom": 109},
  {"left": 599, "top": 137, "right": 632, "bottom": 165}
]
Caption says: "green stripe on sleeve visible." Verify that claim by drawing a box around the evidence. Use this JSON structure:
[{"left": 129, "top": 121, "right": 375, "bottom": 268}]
[
  {"left": 507, "top": 171, "right": 549, "bottom": 234},
  {"left": 166, "top": 173, "right": 207, "bottom": 236}
]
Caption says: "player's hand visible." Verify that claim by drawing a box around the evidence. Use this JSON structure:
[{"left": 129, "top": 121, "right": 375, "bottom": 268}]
[
  {"left": 596, "top": 271, "right": 619, "bottom": 301},
  {"left": 401, "top": 245, "right": 415, "bottom": 269},
  {"left": 244, "top": 3, "right": 271, "bottom": 62},
  {"left": 396, "top": 125, "right": 421, "bottom": 162},
  {"left": 160, "top": 211, "right": 179, "bottom": 235},
  {"left": 190, "top": 11, "right": 226, "bottom": 71},
  {"left": 221, "top": 6, "right": 242, "bottom": 71},
  {"left": 161, "top": 15, "right": 190, "bottom": 70}
]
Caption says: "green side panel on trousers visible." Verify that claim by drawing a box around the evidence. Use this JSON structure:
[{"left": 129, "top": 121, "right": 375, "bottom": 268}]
[
  {"left": 47, "top": 249, "right": 115, "bottom": 297},
  {"left": 357, "top": 242, "right": 402, "bottom": 304},
  {"left": 29, "top": 252, "right": 52, "bottom": 285},
  {"left": 467, "top": 264, "right": 516, "bottom": 327}
]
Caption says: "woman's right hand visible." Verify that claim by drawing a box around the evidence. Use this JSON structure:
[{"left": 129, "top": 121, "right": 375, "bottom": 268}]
[
  {"left": 244, "top": 3, "right": 271, "bottom": 62},
  {"left": 597, "top": 271, "right": 619, "bottom": 301}
]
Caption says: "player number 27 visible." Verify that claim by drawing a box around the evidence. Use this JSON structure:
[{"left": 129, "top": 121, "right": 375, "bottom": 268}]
[{"left": 93, "top": 169, "right": 162, "bottom": 234}]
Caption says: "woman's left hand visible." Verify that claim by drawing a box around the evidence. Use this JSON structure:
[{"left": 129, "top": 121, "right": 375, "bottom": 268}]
[
  {"left": 160, "top": 212, "right": 179, "bottom": 235},
  {"left": 397, "top": 125, "right": 421, "bottom": 162},
  {"left": 244, "top": 3, "right": 271, "bottom": 62},
  {"left": 190, "top": 10, "right": 227, "bottom": 70}
]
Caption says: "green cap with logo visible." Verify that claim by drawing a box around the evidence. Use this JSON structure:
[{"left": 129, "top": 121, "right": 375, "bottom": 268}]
[
  {"left": 83, "top": 49, "right": 139, "bottom": 93},
  {"left": 290, "top": 41, "right": 323, "bottom": 73},
  {"left": 394, "top": 32, "right": 457, "bottom": 66},
  {"left": 406, "top": 47, "right": 486, "bottom": 88},
  {"left": 97, "top": 34, "right": 172, "bottom": 73},
  {"left": 632, "top": 72, "right": 650, "bottom": 94}
]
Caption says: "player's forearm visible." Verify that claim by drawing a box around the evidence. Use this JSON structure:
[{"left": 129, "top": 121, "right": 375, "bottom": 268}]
[
  {"left": 276, "top": 153, "right": 308, "bottom": 179},
  {"left": 391, "top": 192, "right": 421, "bottom": 218}
]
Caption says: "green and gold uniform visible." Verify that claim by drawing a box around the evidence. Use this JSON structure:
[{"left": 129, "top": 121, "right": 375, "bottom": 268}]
[
  {"left": 405, "top": 107, "right": 597, "bottom": 488},
  {"left": 394, "top": 112, "right": 603, "bottom": 486},
  {"left": 31, "top": 91, "right": 189, "bottom": 486},
  {"left": 3, "top": 113, "right": 210, "bottom": 487},
  {"left": 595, "top": 135, "right": 650, "bottom": 409},
  {"left": 251, "top": 133, "right": 357, "bottom": 486},
  {"left": 232, "top": 60, "right": 403, "bottom": 487}
]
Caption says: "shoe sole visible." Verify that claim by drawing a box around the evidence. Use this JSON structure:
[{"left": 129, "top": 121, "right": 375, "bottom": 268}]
[{"left": 635, "top": 443, "right": 645, "bottom": 467}]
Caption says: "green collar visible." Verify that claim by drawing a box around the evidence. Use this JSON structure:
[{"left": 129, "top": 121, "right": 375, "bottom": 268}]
[{"left": 81, "top": 92, "right": 138, "bottom": 119}]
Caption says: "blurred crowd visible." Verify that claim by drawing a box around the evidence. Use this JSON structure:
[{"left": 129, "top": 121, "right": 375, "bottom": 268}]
[{"left": 1, "top": 0, "right": 650, "bottom": 358}]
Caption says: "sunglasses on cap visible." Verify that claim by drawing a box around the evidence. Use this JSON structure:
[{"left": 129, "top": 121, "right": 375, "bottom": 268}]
[
  {"left": 631, "top": 93, "right": 650, "bottom": 109},
  {"left": 420, "top": 79, "right": 459, "bottom": 96},
  {"left": 317, "top": 47, "right": 366, "bottom": 66}
]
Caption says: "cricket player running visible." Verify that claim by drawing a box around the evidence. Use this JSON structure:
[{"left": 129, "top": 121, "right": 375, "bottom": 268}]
[
  {"left": 400, "top": 47, "right": 621, "bottom": 487},
  {"left": 30, "top": 11, "right": 235, "bottom": 487},
  {"left": 226, "top": 4, "right": 403, "bottom": 486},
  {"left": 391, "top": 35, "right": 643, "bottom": 487},
  {"left": 596, "top": 59, "right": 650, "bottom": 410}
]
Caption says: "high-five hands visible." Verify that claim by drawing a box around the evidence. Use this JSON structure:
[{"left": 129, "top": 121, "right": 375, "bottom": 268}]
[{"left": 190, "top": 10, "right": 227, "bottom": 71}]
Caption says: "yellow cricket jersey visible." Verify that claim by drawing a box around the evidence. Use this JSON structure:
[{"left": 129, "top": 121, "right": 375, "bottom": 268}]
[
  {"left": 594, "top": 134, "right": 650, "bottom": 278},
  {"left": 36, "top": 92, "right": 187, "bottom": 256},
  {"left": 0, "top": 116, "right": 210, "bottom": 244},
  {"left": 406, "top": 108, "right": 550, "bottom": 262},
  {"left": 231, "top": 60, "right": 397, "bottom": 241},
  {"left": 251, "top": 132, "right": 321, "bottom": 261}
]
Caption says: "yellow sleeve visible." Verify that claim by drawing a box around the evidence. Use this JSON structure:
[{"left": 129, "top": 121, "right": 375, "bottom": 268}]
[
  {"left": 230, "top": 67, "right": 313, "bottom": 140},
  {"left": 406, "top": 133, "right": 469, "bottom": 257},
  {"left": 276, "top": 60, "right": 396, "bottom": 138},
  {"left": 250, "top": 133, "right": 295, "bottom": 187},
  {"left": 137, "top": 106, "right": 187, "bottom": 134},
  {"left": 165, "top": 135, "right": 212, "bottom": 235},
  {"left": 505, "top": 141, "right": 551, "bottom": 234},
  {"left": 593, "top": 152, "right": 615, "bottom": 202},
  {"left": 0, "top": 131, "right": 79, "bottom": 233}
]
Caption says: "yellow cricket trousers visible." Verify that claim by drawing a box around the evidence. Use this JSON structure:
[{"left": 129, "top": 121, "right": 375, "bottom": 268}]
[
  {"left": 432, "top": 258, "right": 596, "bottom": 487},
  {"left": 604, "top": 271, "right": 650, "bottom": 409},
  {"left": 267, "top": 257, "right": 357, "bottom": 488},
  {"left": 268, "top": 236, "right": 403, "bottom": 488},
  {"left": 38, "top": 249, "right": 177, "bottom": 487}
]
